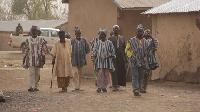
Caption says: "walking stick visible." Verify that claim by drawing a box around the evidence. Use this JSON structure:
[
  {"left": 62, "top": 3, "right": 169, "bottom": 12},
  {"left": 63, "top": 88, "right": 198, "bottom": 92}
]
[{"left": 50, "top": 58, "right": 55, "bottom": 89}]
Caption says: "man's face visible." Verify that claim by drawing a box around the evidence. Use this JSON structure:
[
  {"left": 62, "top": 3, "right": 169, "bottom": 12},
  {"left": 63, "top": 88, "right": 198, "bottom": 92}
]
[
  {"left": 31, "top": 28, "right": 37, "bottom": 36},
  {"left": 75, "top": 30, "right": 81, "bottom": 38},
  {"left": 113, "top": 26, "right": 120, "bottom": 34},
  {"left": 59, "top": 33, "right": 65, "bottom": 43},
  {"left": 99, "top": 32, "right": 106, "bottom": 40},
  {"left": 137, "top": 29, "right": 144, "bottom": 39}
]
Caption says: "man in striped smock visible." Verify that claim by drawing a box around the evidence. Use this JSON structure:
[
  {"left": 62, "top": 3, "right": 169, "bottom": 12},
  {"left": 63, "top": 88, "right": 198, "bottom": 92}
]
[
  {"left": 140, "top": 29, "right": 159, "bottom": 93},
  {"left": 23, "top": 26, "right": 47, "bottom": 92},
  {"left": 92, "top": 28, "right": 116, "bottom": 93},
  {"left": 125, "top": 24, "right": 149, "bottom": 96}
]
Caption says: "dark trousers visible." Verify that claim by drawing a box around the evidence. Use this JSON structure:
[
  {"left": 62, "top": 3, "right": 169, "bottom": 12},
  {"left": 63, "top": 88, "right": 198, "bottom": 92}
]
[{"left": 131, "top": 67, "right": 145, "bottom": 92}]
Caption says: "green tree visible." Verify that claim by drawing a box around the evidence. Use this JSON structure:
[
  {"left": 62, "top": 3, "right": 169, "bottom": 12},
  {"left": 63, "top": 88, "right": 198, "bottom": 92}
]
[
  {"left": 0, "top": 0, "right": 23, "bottom": 20},
  {"left": 11, "top": 0, "right": 58, "bottom": 20}
]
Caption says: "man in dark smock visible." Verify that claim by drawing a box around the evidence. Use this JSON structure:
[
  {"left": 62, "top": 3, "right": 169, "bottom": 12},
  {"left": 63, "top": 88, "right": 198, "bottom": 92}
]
[
  {"left": 108, "top": 25, "right": 127, "bottom": 91},
  {"left": 71, "top": 27, "right": 90, "bottom": 90}
]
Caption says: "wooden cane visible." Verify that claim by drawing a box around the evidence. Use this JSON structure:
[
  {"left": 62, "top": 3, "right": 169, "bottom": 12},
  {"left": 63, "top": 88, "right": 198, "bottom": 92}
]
[{"left": 50, "top": 64, "right": 54, "bottom": 89}]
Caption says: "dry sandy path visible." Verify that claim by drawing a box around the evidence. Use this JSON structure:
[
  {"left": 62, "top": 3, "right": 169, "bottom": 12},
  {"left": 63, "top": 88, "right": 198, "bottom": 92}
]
[{"left": 0, "top": 59, "right": 200, "bottom": 112}]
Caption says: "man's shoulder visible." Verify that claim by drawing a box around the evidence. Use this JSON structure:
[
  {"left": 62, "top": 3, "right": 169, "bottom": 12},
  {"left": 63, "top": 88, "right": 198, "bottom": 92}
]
[
  {"left": 71, "top": 38, "right": 76, "bottom": 42},
  {"left": 105, "top": 39, "right": 111, "bottom": 43},
  {"left": 81, "top": 37, "right": 87, "bottom": 41},
  {"left": 93, "top": 37, "right": 99, "bottom": 41},
  {"left": 108, "top": 36, "right": 116, "bottom": 41},
  {"left": 108, "top": 36, "right": 114, "bottom": 39},
  {"left": 37, "top": 36, "right": 45, "bottom": 41},
  {"left": 142, "top": 38, "right": 148, "bottom": 42},
  {"left": 119, "top": 35, "right": 124, "bottom": 38},
  {"left": 65, "top": 38, "right": 71, "bottom": 43},
  {"left": 128, "top": 37, "right": 136, "bottom": 41},
  {"left": 26, "top": 36, "right": 32, "bottom": 41},
  {"left": 129, "top": 37, "right": 142, "bottom": 44},
  {"left": 107, "top": 40, "right": 114, "bottom": 45},
  {"left": 109, "top": 35, "right": 123, "bottom": 38}
]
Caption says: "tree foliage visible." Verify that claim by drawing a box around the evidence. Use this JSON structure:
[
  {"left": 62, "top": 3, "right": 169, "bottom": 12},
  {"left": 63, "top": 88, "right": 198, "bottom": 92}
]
[
  {"left": 11, "top": 0, "right": 26, "bottom": 15},
  {"left": 11, "top": 0, "right": 59, "bottom": 20},
  {"left": 0, "top": 0, "right": 23, "bottom": 20},
  {"left": 0, "top": 0, "right": 68, "bottom": 20}
]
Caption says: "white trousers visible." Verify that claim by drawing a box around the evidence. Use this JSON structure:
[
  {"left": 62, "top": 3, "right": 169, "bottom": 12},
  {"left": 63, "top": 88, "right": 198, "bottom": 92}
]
[
  {"left": 29, "top": 66, "right": 40, "bottom": 89},
  {"left": 72, "top": 66, "right": 83, "bottom": 89}
]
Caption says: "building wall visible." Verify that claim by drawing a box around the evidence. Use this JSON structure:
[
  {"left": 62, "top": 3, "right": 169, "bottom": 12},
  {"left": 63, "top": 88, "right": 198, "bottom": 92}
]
[
  {"left": 68, "top": 0, "right": 117, "bottom": 76},
  {"left": 151, "top": 12, "right": 200, "bottom": 83},
  {"left": 0, "top": 31, "right": 20, "bottom": 51},
  {"left": 117, "top": 10, "right": 152, "bottom": 41}
]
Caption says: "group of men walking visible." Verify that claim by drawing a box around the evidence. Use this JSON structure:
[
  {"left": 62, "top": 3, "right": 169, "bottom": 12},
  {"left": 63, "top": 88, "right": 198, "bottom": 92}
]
[{"left": 22, "top": 24, "right": 159, "bottom": 96}]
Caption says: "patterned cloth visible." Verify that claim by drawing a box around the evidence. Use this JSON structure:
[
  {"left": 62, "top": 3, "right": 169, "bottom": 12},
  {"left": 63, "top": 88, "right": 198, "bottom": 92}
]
[
  {"left": 146, "top": 38, "right": 159, "bottom": 70},
  {"left": 71, "top": 38, "right": 90, "bottom": 67},
  {"left": 99, "top": 28, "right": 108, "bottom": 35},
  {"left": 125, "top": 42, "right": 133, "bottom": 58},
  {"left": 127, "top": 37, "right": 149, "bottom": 69},
  {"left": 137, "top": 24, "right": 144, "bottom": 31},
  {"left": 97, "top": 69, "right": 110, "bottom": 89},
  {"left": 92, "top": 40, "right": 116, "bottom": 71},
  {"left": 57, "top": 77, "right": 70, "bottom": 88},
  {"left": 23, "top": 36, "right": 47, "bottom": 68},
  {"left": 141, "top": 38, "right": 158, "bottom": 91},
  {"left": 141, "top": 69, "right": 152, "bottom": 91},
  {"left": 93, "top": 61, "right": 98, "bottom": 81},
  {"left": 90, "top": 37, "right": 100, "bottom": 52}
]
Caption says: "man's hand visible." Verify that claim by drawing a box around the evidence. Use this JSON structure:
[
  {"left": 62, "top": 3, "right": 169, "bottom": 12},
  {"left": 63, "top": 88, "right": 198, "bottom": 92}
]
[
  {"left": 52, "top": 58, "right": 55, "bottom": 64},
  {"left": 125, "top": 63, "right": 129, "bottom": 69},
  {"left": 91, "top": 56, "right": 95, "bottom": 61},
  {"left": 125, "top": 58, "right": 128, "bottom": 63}
]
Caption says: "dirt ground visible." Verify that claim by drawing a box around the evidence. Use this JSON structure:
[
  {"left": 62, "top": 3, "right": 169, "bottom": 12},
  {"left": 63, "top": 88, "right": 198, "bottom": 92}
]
[{"left": 0, "top": 59, "right": 200, "bottom": 112}]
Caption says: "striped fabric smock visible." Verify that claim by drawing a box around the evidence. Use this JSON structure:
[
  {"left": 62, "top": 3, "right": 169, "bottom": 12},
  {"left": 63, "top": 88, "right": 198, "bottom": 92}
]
[
  {"left": 90, "top": 37, "right": 100, "bottom": 51},
  {"left": 146, "top": 38, "right": 159, "bottom": 70},
  {"left": 128, "top": 37, "right": 149, "bottom": 69},
  {"left": 23, "top": 36, "right": 47, "bottom": 68},
  {"left": 92, "top": 40, "right": 116, "bottom": 71}
]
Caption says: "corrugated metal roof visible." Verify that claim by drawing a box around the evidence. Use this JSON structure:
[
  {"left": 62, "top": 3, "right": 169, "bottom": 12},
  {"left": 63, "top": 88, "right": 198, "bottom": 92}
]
[
  {"left": 112, "top": 0, "right": 171, "bottom": 10},
  {"left": 0, "top": 20, "right": 67, "bottom": 32},
  {"left": 144, "top": 0, "right": 200, "bottom": 14}
]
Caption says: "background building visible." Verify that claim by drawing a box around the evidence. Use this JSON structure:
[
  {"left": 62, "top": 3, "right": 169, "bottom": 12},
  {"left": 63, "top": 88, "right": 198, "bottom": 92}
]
[
  {"left": 144, "top": 0, "right": 200, "bottom": 83},
  {"left": 62, "top": 0, "right": 170, "bottom": 76}
]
